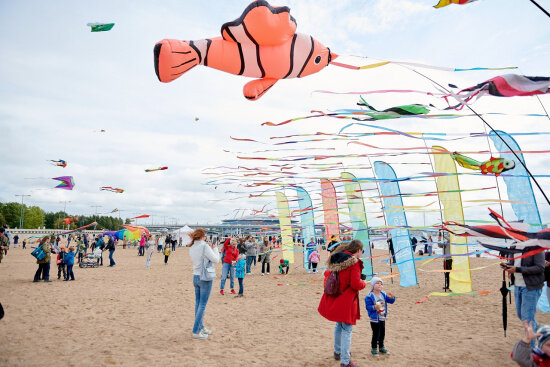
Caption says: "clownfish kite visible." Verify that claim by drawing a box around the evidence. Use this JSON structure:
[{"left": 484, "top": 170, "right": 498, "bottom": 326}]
[
  {"left": 145, "top": 166, "right": 168, "bottom": 172},
  {"left": 100, "top": 186, "right": 124, "bottom": 193},
  {"left": 154, "top": 0, "right": 337, "bottom": 100},
  {"left": 48, "top": 159, "right": 67, "bottom": 168},
  {"left": 450, "top": 152, "right": 515, "bottom": 176}
]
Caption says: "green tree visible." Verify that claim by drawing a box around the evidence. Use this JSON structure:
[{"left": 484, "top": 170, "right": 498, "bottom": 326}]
[
  {"left": 1, "top": 202, "right": 22, "bottom": 228},
  {"left": 0, "top": 213, "right": 6, "bottom": 227},
  {"left": 24, "top": 206, "right": 44, "bottom": 228}
]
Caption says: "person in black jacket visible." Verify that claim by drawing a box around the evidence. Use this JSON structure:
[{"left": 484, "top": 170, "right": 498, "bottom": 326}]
[
  {"left": 106, "top": 236, "right": 116, "bottom": 267},
  {"left": 502, "top": 243, "right": 545, "bottom": 332}
]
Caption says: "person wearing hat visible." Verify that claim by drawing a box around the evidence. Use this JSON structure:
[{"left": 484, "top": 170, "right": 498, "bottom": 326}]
[
  {"left": 512, "top": 320, "right": 550, "bottom": 366},
  {"left": 365, "top": 276, "right": 396, "bottom": 356}
]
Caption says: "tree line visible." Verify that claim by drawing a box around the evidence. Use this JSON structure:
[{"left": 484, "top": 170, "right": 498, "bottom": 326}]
[{"left": 0, "top": 202, "right": 131, "bottom": 230}]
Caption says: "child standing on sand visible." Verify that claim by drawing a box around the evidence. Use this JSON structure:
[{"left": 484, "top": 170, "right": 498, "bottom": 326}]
[
  {"left": 56, "top": 246, "right": 66, "bottom": 280},
  {"left": 164, "top": 245, "right": 171, "bottom": 265},
  {"left": 64, "top": 246, "right": 76, "bottom": 281},
  {"left": 235, "top": 254, "right": 246, "bottom": 297},
  {"left": 309, "top": 248, "right": 321, "bottom": 273},
  {"left": 365, "top": 277, "right": 395, "bottom": 356}
]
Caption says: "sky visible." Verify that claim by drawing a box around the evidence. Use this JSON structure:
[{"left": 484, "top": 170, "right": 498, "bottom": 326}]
[{"left": 0, "top": 0, "right": 549, "bottom": 228}]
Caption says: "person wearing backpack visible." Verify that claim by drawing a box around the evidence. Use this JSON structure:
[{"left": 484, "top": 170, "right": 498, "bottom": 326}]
[
  {"left": 33, "top": 236, "right": 53, "bottom": 283},
  {"left": 318, "top": 240, "right": 367, "bottom": 367}
]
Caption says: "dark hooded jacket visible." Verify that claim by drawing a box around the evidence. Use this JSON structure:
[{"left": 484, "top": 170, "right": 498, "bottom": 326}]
[{"left": 317, "top": 251, "right": 366, "bottom": 325}]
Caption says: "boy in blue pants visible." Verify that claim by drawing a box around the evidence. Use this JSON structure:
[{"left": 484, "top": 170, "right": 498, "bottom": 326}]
[{"left": 235, "top": 254, "right": 246, "bottom": 297}]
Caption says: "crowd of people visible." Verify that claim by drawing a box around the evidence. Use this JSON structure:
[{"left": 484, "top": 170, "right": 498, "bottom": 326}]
[{"left": 3, "top": 224, "right": 550, "bottom": 366}]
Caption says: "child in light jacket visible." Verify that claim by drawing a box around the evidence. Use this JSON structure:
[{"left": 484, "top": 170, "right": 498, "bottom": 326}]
[
  {"left": 365, "top": 276, "right": 395, "bottom": 356},
  {"left": 235, "top": 254, "right": 246, "bottom": 297},
  {"left": 308, "top": 249, "right": 321, "bottom": 273}
]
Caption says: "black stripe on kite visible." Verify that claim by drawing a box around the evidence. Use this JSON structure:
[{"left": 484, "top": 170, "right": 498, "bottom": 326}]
[{"left": 283, "top": 34, "right": 297, "bottom": 79}]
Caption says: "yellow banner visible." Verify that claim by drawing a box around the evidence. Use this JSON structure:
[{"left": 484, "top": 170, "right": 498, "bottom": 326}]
[
  {"left": 432, "top": 146, "right": 472, "bottom": 293},
  {"left": 276, "top": 191, "right": 295, "bottom": 263}
]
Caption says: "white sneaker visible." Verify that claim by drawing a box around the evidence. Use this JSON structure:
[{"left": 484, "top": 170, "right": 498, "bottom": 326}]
[
  {"left": 246, "top": 272, "right": 252, "bottom": 275},
  {"left": 261, "top": 273, "right": 264, "bottom": 276},
  {"left": 201, "top": 327, "right": 212, "bottom": 335},
  {"left": 192, "top": 332, "right": 208, "bottom": 339},
  {"left": 266, "top": 272, "right": 270, "bottom": 275}
]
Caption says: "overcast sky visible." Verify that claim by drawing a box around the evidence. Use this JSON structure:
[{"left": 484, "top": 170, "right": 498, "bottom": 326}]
[{"left": 1, "top": 0, "right": 549, "bottom": 228}]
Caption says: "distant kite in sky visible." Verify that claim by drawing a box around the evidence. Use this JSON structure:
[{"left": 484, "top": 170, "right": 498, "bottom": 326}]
[
  {"left": 451, "top": 152, "right": 515, "bottom": 176},
  {"left": 111, "top": 208, "right": 118, "bottom": 213},
  {"left": 145, "top": 166, "right": 168, "bottom": 172},
  {"left": 53, "top": 176, "right": 75, "bottom": 190},
  {"left": 195, "top": 117, "right": 199, "bottom": 122},
  {"left": 48, "top": 159, "right": 67, "bottom": 168},
  {"left": 100, "top": 186, "right": 124, "bottom": 193},
  {"left": 154, "top": 0, "right": 337, "bottom": 100},
  {"left": 131, "top": 215, "right": 150, "bottom": 220},
  {"left": 87, "top": 23, "right": 115, "bottom": 32},
  {"left": 433, "top": 0, "right": 476, "bottom": 8}
]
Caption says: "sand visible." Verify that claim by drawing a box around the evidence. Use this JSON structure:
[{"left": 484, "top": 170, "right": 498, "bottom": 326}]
[{"left": 1, "top": 242, "right": 548, "bottom": 367}]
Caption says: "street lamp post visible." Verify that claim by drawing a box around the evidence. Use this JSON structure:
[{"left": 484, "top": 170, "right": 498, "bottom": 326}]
[{"left": 15, "top": 194, "right": 31, "bottom": 229}]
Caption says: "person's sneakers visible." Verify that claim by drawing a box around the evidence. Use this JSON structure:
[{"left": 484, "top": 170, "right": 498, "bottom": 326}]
[
  {"left": 230, "top": 289, "right": 236, "bottom": 294},
  {"left": 371, "top": 348, "right": 379, "bottom": 356},
  {"left": 32, "top": 279, "right": 40, "bottom": 283},
  {"left": 201, "top": 327, "right": 212, "bottom": 335},
  {"left": 266, "top": 272, "right": 270, "bottom": 275},
  {"left": 379, "top": 347, "right": 389, "bottom": 355},
  {"left": 246, "top": 272, "right": 252, "bottom": 275},
  {"left": 191, "top": 332, "right": 208, "bottom": 340},
  {"left": 340, "top": 361, "right": 359, "bottom": 367},
  {"left": 261, "top": 273, "right": 265, "bottom": 276},
  {"left": 220, "top": 289, "right": 224, "bottom": 295},
  {"left": 334, "top": 352, "right": 340, "bottom": 360},
  {"left": 44, "top": 279, "right": 52, "bottom": 283}
]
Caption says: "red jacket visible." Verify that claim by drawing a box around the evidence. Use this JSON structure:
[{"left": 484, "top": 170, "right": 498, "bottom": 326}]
[
  {"left": 318, "top": 251, "right": 366, "bottom": 325},
  {"left": 222, "top": 238, "right": 239, "bottom": 264}
]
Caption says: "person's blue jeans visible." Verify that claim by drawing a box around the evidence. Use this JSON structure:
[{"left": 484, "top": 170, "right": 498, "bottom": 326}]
[
  {"left": 515, "top": 286, "right": 542, "bottom": 328},
  {"left": 109, "top": 249, "right": 116, "bottom": 266},
  {"left": 193, "top": 275, "right": 213, "bottom": 334},
  {"left": 66, "top": 264, "right": 75, "bottom": 280},
  {"left": 246, "top": 256, "right": 255, "bottom": 273},
  {"left": 334, "top": 322, "right": 354, "bottom": 365},
  {"left": 238, "top": 277, "right": 244, "bottom": 295},
  {"left": 220, "top": 262, "right": 235, "bottom": 290}
]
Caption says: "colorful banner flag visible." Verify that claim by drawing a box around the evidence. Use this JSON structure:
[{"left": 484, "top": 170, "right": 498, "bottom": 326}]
[
  {"left": 374, "top": 162, "right": 418, "bottom": 287},
  {"left": 320, "top": 179, "right": 340, "bottom": 243},
  {"left": 341, "top": 172, "right": 373, "bottom": 280},
  {"left": 276, "top": 191, "right": 295, "bottom": 264},
  {"left": 433, "top": 146, "right": 472, "bottom": 293},
  {"left": 489, "top": 130, "right": 542, "bottom": 230},
  {"left": 296, "top": 187, "right": 316, "bottom": 270}
]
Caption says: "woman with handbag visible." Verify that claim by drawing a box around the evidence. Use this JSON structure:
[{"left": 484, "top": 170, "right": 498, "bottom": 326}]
[
  {"left": 33, "top": 236, "right": 53, "bottom": 283},
  {"left": 188, "top": 228, "right": 220, "bottom": 340}
]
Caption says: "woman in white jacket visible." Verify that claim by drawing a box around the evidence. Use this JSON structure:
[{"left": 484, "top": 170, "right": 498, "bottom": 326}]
[
  {"left": 145, "top": 235, "right": 155, "bottom": 268},
  {"left": 188, "top": 228, "right": 220, "bottom": 339}
]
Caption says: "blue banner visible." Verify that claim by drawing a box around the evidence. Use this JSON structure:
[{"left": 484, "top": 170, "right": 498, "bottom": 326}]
[
  {"left": 489, "top": 130, "right": 542, "bottom": 230},
  {"left": 374, "top": 161, "right": 418, "bottom": 287},
  {"left": 296, "top": 187, "right": 316, "bottom": 270}
]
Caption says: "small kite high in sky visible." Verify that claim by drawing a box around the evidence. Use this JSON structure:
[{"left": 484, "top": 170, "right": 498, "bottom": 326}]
[
  {"left": 48, "top": 159, "right": 67, "bottom": 168},
  {"left": 87, "top": 23, "right": 115, "bottom": 32},
  {"left": 145, "top": 166, "right": 168, "bottom": 172},
  {"left": 52, "top": 176, "right": 74, "bottom": 190},
  {"left": 433, "top": 0, "right": 476, "bottom": 8},
  {"left": 100, "top": 186, "right": 124, "bottom": 193},
  {"left": 131, "top": 215, "right": 150, "bottom": 220},
  {"left": 450, "top": 152, "right": 515, "bottom": 176},
  {"left": 154, "top": 0, "right": 337, "bottom": 100}
]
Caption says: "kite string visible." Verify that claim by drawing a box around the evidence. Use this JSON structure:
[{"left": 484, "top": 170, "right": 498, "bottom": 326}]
[
  {"left": 403, "top": 66, "right": 550, "bottom": 207},
  {"left": 529, "top": 0, "right": 550, "bottom": 18}
]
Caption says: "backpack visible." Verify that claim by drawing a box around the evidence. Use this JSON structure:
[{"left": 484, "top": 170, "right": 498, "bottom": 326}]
[{"left": 324, "top": 272, "right": 341, "bottom": 297}]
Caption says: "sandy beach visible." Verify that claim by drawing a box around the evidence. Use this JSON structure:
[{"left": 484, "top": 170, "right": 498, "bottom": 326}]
[{"left": 1, "top": 242, "right": 548, "bottom": 367}]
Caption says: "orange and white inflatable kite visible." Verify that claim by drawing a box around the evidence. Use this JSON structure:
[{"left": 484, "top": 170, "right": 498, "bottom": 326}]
[{"left": 154, "top": 0, "right": 337, "bottom": 100}]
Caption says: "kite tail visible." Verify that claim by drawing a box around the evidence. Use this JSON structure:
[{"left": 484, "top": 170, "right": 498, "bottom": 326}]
[
  {"left": 450, "top": 152, "right": 482, "bottom": 170},
  {"left": 154, "top": 39, "right": 200, "bottom": 83}
]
